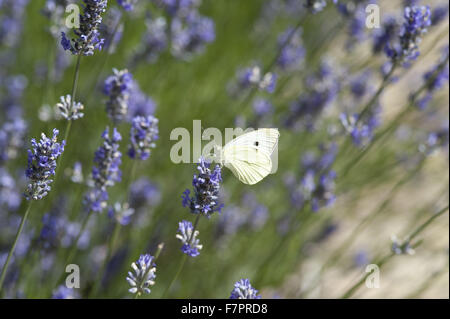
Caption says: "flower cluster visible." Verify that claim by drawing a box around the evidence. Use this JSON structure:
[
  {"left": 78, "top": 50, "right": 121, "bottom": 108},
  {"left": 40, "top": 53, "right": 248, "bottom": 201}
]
[
  {"left": 108, "top": 202, "right": 135, "bottom": 226},
  {"left": 0, "top": 168, "right": 21, "bottom": 212},
  {"left": 132, "top": 0, "right": 215, "bottom": 63},
  {"left": 126, "top": 254, "right": 156, "bottom": 295},
  {"left": 128, "top": 115, "right": 159, "bottom": 160},
  {"left": 52, "top": 285, "right": 80, "bottom": 299},
  {"left": 176, "top": 220, "right": 203, "bottom": 257},
  {"left": 416, "top": 47, "right": 449, "bottom": 109},
  {"left": 56, "top": 94, "right": 85, "bottom": 120},
  {"left": 217, "top": 192, "right": 268, "bottom": 239},
  {"left": 238, "top": 66, "right": 277, "bottom": 93},
  {"left": 103, "top": 69, "right": 133, "bottom": 123},
  {"left": 84, "top": 127, "right": 122, "bottom": 212},
  {"left": 171, "top": 11, "right": 216, "bottom": 59},
  {"left": 385, "top": 6, "right": 432, "bottom": 64},
  {"left": 286, "top": 143, "right": 338, "bottom": 212},
  {"left": 276, "top": 27, "right": 305, "bottom": 70},
  {"left": 0, "top": 0, "right": 29, "bottom": 48},
  {"left": 61, "top": 0, "right": 108, "bottom": 56},
  {"left": 117, "top": 0, "right": 137, "bottom": 11},
  {"left": 182, "top": 157, "right": 223, "bottom": 216},
  {"left": 229, "top": 279, "right": 261, "bottom": 299},
  {"left": 391, "top": 235, "right": 415, "bottom": 255},
  {"left": 24, "top": 129, "right": 65, "bottom": 201},
  {"left": 0, "top": 118, "right": 27, "bottom": 164},
  {"left": 340, "top": 106, "right": 381, "bottom": 148},
  {"left": 284, "top": 59, "right": 340, "bottom": 131}
]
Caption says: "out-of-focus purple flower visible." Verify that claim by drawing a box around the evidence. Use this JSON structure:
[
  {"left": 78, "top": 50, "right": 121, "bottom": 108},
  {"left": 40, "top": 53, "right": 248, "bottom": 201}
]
[
  {"left": 431, "top": 4, "right": 449, "bottom": 26},
  {"left": 128, "top": 81, "right": 157, "bottom": 119},
  {"left": 24, "top": 129, "right": 65, "bottom": 201},
  {"left": 0, "top": 168, "right": 21, "bottom": 211},
  {"left": 391, "top": 235, "right": 415, "bottom": 255},
  {"left": 385, "top": 6, "right": 432, "bottom": 65},
  {"left": 117, "top": 0, "right": 136, "bottom": 11},
  {"left": 182, "top": 157, "right": 223, "bottom": 217},
  {"left": 373, "top": 16, "right": 398, "bottom": 55},
  {"left": 287, "top": 143, "right": 337, "bottom": 212},
  {"left": 61, "top": 0, "right": 108, "bottom": 56},
  {"left": 171, "top": 11, "right": 215, "bottom": 59},
  {"left": 252, "top": 98, "right": 273, "bottom": 117},
  {"left": 130, "top": 178, "right": 161, "bottom": 209},
  {"left": 127, "top": 254, "right": 156, "bottom": 295},
  {"left": 128, "top": 115, "right": 159, "bottom": 160},
  {"left": 103, "top": 68, "right": 133, "bottom": 123},
  {"left": 52, "top": 285, "right": 80, "bottom": 299},
  {"left": 340, "top": 105, "right": 381, "bottom": 147},
  {"left": 0, "top": 0, "right": 29, "bottom": 48},
  {"left": 353, "top": 250, "right": 370, "bottom": 268},
  {"left": 420, "top": 122, "right": 449, "bottom": 156},
  {"left": 133, "top": 17, "right": 167, "bottom": 64},
  {"left": 416, "top": 47, "right": 449, "bottom": 110},
  {"left": 276, "top": 27, "right": 305, "bottom": 70},
  {"left": 284, "top": 59, "right": 340, "bottom": 131},
  {"left": 176, "top": 220, "right": 202, "bottom": 257},
  {"left": 349, "top": 71, "right": 373, "bottom": 100},
  {"left": 84, "top": 127, "right": 122, "bottom": 212},
  {"left": 156, "top": 0, "right": 201, "bottom": 16},
  {"left": 0, "top": 118, "right": 27, "bottom": 164},
  {"left": 229, "top": 279, "right": 261, "bottom": 299},
  {"left": 237, "top": 66, "right": 277, "bottom": 93},
  {"left": 108, "top": 202, "right": 134, "bottom": 225},
  {"left": 99, "top": 6, "right": 123, "bottom": 53}
]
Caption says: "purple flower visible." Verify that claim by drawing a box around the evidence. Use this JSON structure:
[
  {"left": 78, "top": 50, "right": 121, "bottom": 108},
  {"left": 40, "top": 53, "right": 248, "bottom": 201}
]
[
  {"left": 229, "top": 279, "right": 261, "bottom": 299},
  {"left": 171, "top": 11, "right": 215, "bottom": 59},
  {"left": 84, "top": 127, "right": 122, "bottom": 212},
  {"left": 24, "top": 129, "right": 65, "bottom": 200},
  {"left": 176, "top": 220, "right": 202, "bottom": 257},
  {"left": 117, "top": 0, "right": 136, "bottom": 11},
  {"left": 52, "top": 285, "right": 80, "bottom": 299},
  {"left": 287, "top": 143, "right": 337, "bottom": 212},
  {"left": 128, "top": 115, "right": 159, "bottom": 160},
  {"left": 340, "top": 105, "right": 381, "bottom": 148},
  {"left": 103, "top": 68, "right": 134, "bottom": 123},
  {"left": 0, "top": 118, "right": 27, "bottom": 164},
  {"left": 60, "top": 0, "right": 108, "bottom": 56},
  {"left": 373, "top": 16, "right": 398, "bottom": 54},
  {"left": 0, "top": 168, "right": 21, "bottom": 211},
  {"left": 276, "top": 27, "right": 305, "bottom": 70},
  {"left": 237, "top": 66, "right": 277, "bottom": 93},
  {"left": 385, "top": 6, "right": 432, "bottom": 65},
  {"left": 284, "top": 59, "right": 339, "bottom": 130},
  {"left": 108, "top": 202, "right": 134, "bottom": 225},
  {"left": 182, "top": 157, "right": 223, "bottom": 216},
  {"left": 416, "top": 47, "right": 449, "bottom": 110},
  {"left": 0, "top": 0, "right": 29, "bottom": 48},
  {"left": 126, "top": 254, "right": 156, "bottom": 295},
  {"left": 129, "top": 178, "right": 161, "bottom": 209}
]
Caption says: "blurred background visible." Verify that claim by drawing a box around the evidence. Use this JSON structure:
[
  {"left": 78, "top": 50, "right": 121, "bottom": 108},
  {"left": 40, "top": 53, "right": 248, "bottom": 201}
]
[{"left": 0, "top": 0, "right": 448, "bottom": 298}]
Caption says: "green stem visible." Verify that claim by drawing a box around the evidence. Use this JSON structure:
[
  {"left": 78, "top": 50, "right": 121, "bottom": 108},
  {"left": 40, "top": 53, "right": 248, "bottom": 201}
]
[
  {"left": 0, "top": 201, "right": 33, "bottom": 292},
  {"left": 341, "top": 204, "right": 448, "bottom": 298}
]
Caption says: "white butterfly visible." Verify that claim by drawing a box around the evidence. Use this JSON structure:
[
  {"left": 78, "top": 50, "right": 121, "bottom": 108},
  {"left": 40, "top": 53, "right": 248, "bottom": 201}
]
[{"left": 214, "top": 128, "right": 280, "bottom": 185}]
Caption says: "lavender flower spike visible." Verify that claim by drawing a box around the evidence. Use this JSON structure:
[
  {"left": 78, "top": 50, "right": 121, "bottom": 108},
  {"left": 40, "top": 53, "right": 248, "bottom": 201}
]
[
  {"left": 176, "top": 220, "right": 203, "bottom": 257},
  {"left": 128, "top": 115, "right": 159, "bottom": 160},
  {"left": 24, "top": 128, "right": 65, "bottom": 200},
  {"left": 56, "top": 94, "right": 84, "bottom": 120},
  {"left": 61, "top": 0, "right": 108, "bottom": 56},
  {"left": 229, "top": 279, "right": 261, "bottom": 299},
  {"left": 182, "top": 157, "right": 223, "bottom": 217},
  {"left": 103, "top": 68, "right": 133, "bottom": 123},
  {"left": 127, "top": 254, "right": 156, "bottom": 295}
]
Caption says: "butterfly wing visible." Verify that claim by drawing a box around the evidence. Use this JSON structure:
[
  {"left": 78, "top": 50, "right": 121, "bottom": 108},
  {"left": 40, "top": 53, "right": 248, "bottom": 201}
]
[
  {"left": 225, "top": 128, "right": 279, "bottom": 156},
  {"left": 223, "top": 145, "right": 272, "bottom": 185}
]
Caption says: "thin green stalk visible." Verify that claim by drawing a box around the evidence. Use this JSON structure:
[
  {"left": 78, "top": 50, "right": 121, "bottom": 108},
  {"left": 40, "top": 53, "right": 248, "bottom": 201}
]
[
  {"left": 341, "top": 205, "right": 449, "bottom": 298},
  {"left": 163, "top": 214, "right": 200, "bottom": 298},
  {"left": 0, "top": 201, "right": 33, "bottom": 292}
]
